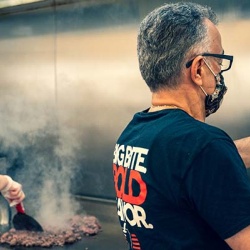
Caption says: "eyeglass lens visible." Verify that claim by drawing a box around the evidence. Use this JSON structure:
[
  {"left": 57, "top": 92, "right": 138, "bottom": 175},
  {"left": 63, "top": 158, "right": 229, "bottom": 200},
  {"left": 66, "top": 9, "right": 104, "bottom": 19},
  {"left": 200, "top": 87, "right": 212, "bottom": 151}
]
[{"left": 221, "top": 59, "right": 230, "bottom": 71}]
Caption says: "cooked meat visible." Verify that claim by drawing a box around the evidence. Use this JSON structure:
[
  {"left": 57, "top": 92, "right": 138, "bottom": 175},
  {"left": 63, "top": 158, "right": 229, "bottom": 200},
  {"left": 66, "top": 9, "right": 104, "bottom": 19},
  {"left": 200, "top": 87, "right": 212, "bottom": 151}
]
[{"left": 0, "top": 215, "right": 101, "bottom": 247}]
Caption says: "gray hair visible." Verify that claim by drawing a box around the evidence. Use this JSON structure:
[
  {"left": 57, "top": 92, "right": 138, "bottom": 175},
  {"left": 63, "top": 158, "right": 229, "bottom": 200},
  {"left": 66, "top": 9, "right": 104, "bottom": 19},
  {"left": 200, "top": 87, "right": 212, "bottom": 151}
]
[{"left": 137, "top": 2, "right": 218, "bottom": 92}]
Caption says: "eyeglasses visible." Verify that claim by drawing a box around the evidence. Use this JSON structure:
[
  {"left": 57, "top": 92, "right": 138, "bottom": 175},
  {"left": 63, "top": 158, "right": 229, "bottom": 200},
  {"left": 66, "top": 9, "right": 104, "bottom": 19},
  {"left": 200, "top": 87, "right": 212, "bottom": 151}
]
[{"left": 186, "top": 53, "right": 234, "bottom": 73}]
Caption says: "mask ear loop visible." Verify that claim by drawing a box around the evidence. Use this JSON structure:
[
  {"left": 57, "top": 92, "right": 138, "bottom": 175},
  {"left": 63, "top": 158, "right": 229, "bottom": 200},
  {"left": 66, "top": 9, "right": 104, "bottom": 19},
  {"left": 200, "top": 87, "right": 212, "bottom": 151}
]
[
  {"left": 200, "top": 86, "right": 208, "bottom": 96},
  {"left": 201, "top": 58, "right": 222, "bottom": 96},
  {"left": 203, "top": 58, "right": 221, "bottom": 84}
]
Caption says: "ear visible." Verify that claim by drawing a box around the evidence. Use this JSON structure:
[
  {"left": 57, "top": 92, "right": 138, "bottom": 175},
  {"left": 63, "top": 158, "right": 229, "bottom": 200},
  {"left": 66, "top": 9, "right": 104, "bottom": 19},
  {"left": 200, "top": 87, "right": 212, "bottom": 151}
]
[{"left": 190, "top": 56, "right": 205, "bottom": 86}]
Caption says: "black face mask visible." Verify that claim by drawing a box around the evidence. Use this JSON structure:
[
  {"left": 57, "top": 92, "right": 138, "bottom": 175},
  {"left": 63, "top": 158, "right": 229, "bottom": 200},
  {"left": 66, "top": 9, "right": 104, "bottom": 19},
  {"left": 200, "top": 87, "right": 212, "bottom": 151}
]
[{"left": 203, "top": 73, "right": 227, "bottom": 117}]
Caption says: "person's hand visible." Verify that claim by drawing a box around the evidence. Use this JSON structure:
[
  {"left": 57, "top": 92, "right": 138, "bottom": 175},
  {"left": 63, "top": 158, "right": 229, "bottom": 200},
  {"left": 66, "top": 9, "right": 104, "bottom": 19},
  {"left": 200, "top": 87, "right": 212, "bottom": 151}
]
[{"left": 1, "top": 176, "right": 25, "bottom": 206}]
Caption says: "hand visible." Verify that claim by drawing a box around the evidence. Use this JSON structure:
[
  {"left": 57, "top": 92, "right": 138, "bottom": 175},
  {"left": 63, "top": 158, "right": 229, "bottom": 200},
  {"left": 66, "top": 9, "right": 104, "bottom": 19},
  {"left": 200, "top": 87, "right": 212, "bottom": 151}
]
[{"left": 1, "top": 176, "right": 25, "bottom": 207}]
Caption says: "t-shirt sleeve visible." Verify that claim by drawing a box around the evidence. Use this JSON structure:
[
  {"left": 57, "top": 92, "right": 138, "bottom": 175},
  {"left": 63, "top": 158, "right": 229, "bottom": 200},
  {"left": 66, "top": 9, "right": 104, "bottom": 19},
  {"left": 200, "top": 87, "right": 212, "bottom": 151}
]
[{"left": 184, "top": 138, "right": 250, "bottom": 239}]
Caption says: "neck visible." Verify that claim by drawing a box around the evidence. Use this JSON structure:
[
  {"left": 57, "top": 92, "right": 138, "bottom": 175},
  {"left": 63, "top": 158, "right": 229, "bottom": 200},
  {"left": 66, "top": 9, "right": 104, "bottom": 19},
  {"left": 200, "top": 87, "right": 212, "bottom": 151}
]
[
  {"left": 150, "top": 88, "right": 205, "bottom": 122},
  {"left": 149, "top": 104, "right": 180, "bottom": 112}
]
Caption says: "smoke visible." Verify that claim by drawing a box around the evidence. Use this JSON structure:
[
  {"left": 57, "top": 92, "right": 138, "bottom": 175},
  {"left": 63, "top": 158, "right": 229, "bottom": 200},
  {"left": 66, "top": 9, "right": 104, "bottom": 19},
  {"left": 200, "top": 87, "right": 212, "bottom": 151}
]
[
  {"left": 35, "top": 126, "right": 82, "bottom": 228},
  {"left": 0, "top": 87, "right": 82, "bottom": 228}
]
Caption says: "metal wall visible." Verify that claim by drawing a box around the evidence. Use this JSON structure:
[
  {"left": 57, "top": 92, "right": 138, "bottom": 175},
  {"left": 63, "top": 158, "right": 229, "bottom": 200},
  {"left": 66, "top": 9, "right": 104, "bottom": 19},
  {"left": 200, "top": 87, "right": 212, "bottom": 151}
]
[{"left": 0, "top": 0, "right": 249, "bottom": 206}]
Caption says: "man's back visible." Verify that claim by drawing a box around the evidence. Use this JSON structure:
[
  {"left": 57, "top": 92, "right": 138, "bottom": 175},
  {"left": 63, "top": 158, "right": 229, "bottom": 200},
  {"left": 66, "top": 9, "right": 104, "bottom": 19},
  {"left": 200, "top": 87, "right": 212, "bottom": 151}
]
[{"left": 113, "top": 109, "right": 250, "bottom": 249}]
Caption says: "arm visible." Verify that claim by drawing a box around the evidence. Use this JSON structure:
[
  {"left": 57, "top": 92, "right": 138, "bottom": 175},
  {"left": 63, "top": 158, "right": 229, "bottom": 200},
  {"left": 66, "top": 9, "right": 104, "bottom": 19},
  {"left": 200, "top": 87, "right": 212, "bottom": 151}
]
[
  {"left": 221, "top": 137, "right": 250, "bottom": 249},
  {"left": 234, "top": 137, "right": 250, "bottom": 168},
  {"left": 225, "top": 225, "right": 250, "bottom": 250},
  {"left": 187, "top": 139, "right": 250, "bottom": 248}
]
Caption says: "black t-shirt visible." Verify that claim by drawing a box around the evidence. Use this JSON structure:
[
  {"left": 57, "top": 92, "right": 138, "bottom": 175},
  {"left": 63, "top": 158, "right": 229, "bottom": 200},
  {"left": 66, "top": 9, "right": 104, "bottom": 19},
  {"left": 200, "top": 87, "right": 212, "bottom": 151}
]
[{"left": 113, "top": 109, "right": 250, "bottom": 250}]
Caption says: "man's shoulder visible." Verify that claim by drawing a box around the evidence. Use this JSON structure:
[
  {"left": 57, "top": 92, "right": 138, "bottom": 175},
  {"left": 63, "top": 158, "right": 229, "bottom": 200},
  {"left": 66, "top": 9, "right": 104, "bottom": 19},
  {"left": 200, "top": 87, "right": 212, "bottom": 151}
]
[
  {"left": 196, "top": 120, "right": 230, "bottom": 140},
  {"left": 161, "top": 110, "right": 230, "bottom": 141},
  {"left": 183, "top": 118, "right": 232, "bottom": 145},
  {"left": 120, "top": 109, "right": 232, "bottom": 146},
  {"left": 157, "top": 111, "right": 234, "bottom": 152}
]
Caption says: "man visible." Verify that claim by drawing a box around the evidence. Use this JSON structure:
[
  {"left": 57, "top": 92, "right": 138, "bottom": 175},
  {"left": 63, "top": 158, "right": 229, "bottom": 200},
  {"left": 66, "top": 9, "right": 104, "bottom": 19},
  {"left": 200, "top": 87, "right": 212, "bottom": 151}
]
[{"left": 113, "top": 2, "right": 250, "bottom": 249}]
